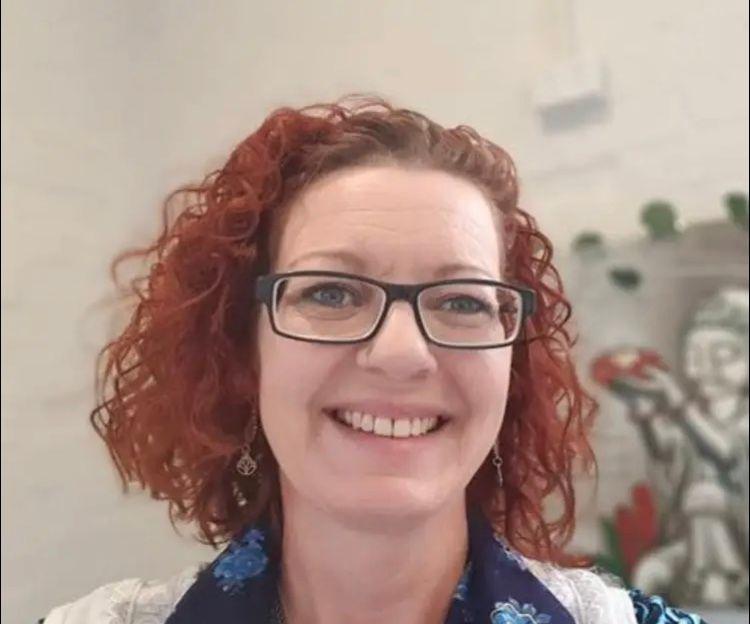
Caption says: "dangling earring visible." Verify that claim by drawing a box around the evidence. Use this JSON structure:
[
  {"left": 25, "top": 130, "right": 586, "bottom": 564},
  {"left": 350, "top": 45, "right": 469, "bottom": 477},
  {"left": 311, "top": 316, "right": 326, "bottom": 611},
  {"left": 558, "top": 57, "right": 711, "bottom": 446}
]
[
  {"left": 236, "top": 405, "right": 260, "bottom": 478},
  {"left": 492, "top": 441, "right": 504, "bottom": 488}
]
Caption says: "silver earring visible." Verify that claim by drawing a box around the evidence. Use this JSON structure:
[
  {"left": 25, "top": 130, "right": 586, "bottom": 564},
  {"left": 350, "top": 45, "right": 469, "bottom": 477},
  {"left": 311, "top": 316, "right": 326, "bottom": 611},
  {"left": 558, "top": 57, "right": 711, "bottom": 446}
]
[
  {"left": 236, "top": 406, "right": 260, "bottom": 478},
  {"left": 236, "top": 442, "right": 258, "bottom": 477},
  {"left": 492, "top": 442, "right": 504, "bottom": 488}
]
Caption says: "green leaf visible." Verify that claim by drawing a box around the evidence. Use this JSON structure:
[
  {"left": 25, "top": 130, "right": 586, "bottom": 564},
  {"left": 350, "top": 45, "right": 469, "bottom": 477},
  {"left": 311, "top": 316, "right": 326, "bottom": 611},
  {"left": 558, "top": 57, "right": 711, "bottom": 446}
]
[
  {"left": 641, "top": 200, "right": 679, "bottom": 240},
  {"left": 594, "top": 554, "right": 625, "bottom": 579},
  {"left": 608, "top": 267, "right": 642, "bottom": 290},
  {"left": 724, "top": 192, "right": 748, "bottom": 230},
  {"left": 598, "top": 518, "right": 627, "bottom": 581},
  {"left": 573, "top": 231, "right": 605, "bottom": 253}
]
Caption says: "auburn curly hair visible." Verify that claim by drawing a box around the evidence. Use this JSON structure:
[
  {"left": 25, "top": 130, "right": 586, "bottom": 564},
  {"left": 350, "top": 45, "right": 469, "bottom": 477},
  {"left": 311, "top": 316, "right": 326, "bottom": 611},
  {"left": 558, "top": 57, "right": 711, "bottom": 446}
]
[{"left": 91, "top": 96, "right": 596, "bottom": 562}]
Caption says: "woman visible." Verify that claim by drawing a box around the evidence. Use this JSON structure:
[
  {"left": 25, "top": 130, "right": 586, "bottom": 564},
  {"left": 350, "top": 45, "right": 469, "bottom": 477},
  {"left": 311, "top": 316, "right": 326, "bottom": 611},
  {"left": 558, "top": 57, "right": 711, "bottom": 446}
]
[{"left": 43, "top": 98, "right": 705, "bottom": 623}]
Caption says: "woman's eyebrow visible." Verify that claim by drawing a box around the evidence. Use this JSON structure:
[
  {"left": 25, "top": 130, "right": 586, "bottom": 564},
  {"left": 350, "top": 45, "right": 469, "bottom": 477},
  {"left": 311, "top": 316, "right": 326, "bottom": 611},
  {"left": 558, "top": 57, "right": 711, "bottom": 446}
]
[
  {"left": 286, "top": 250, "right": 494, "bottom": 279},
  {"left": 433, "top": 262, "right": 496, "bottom": 280},
  {"left": 287, "top": 249, "right": 367, "bottom": 271}
]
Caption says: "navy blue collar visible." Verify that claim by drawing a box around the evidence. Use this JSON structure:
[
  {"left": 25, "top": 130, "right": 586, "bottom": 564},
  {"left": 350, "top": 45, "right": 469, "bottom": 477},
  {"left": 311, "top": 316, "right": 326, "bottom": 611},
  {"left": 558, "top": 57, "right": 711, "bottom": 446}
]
[{"left": 166, "top": 507, "right": 574, "bottom": 623}]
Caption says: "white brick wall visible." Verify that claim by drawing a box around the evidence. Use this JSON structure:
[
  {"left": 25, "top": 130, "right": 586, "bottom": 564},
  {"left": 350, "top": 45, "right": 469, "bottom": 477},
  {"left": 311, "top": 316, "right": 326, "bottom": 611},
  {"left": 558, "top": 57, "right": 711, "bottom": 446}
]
[{"left": 2, "top": 1, "right": 747, "bottom": 621}]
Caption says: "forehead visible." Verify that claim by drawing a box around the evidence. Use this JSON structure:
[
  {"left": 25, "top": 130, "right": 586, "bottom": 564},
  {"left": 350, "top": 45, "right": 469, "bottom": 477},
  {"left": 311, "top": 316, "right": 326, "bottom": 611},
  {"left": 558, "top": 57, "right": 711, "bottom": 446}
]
[{"left": 274, "top": 166, "right": 503, "bottom": 278}]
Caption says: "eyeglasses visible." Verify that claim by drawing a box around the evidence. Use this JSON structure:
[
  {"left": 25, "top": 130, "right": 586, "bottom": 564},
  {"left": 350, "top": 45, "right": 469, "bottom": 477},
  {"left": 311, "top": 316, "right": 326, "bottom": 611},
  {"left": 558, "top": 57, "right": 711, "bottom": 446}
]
[
  {"left": 254, "top": 270, "right": 536, "bottom": 350},
  {"left": 255, "top": 271, "right": 536, "bottom": 349},
  {"left": 255, "top": 271, "right": 537, "bottom": 349}
]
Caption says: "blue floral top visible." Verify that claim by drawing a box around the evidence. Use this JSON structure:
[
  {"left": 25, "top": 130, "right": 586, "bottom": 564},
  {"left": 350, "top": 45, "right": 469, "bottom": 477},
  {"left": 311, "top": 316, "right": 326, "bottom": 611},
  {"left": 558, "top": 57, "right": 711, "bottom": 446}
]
[{"left": 164, "top": 507, "right": 707, "bottom": 623}]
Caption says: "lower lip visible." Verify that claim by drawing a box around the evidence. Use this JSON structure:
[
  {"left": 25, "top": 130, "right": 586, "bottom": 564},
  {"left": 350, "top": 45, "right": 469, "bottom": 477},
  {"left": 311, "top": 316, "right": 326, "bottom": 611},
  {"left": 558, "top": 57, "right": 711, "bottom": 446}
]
[{"left": 322, "top": 409, "right": 449, "bottom": 457}]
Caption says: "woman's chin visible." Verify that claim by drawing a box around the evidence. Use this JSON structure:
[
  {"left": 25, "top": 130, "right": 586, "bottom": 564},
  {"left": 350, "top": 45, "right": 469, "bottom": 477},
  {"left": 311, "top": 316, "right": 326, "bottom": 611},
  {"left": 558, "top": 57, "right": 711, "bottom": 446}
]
[{"left": 315, "top": 477, "right": 459, "bottom": 526}]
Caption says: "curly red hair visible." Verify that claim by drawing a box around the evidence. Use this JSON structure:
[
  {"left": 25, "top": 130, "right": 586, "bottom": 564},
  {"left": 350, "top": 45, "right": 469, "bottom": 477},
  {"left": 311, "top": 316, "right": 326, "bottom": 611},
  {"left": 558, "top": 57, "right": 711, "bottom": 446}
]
[{"left": 92, "top": 96, "right": 596, "bottom": 562}]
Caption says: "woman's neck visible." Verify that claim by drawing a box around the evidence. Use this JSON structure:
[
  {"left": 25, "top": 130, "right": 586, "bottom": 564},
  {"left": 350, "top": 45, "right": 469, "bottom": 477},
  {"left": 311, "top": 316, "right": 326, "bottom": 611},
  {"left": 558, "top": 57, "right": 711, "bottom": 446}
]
[{"left": 277, "top": 485, "right": 469, "bottom": 624}]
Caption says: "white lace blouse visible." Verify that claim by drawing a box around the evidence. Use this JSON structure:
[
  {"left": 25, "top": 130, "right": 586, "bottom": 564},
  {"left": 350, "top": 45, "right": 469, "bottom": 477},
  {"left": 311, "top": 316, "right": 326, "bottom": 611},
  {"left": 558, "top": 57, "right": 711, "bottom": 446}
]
[{"left": 43, "top": 560, "right": 638, "bottom": 624}]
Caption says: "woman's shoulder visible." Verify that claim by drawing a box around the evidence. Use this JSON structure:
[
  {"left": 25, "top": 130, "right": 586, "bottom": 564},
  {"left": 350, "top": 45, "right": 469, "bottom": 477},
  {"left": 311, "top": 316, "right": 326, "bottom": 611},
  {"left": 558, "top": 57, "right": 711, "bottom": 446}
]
[
  {"left": 42, "top": 564, "right": 201, "bottom": 624},
  {"left": 524, "top": 558, "right": 707, "bottom": 624},
  {"left": 524, "top": 558, "right": 638, "bottom": 624}
]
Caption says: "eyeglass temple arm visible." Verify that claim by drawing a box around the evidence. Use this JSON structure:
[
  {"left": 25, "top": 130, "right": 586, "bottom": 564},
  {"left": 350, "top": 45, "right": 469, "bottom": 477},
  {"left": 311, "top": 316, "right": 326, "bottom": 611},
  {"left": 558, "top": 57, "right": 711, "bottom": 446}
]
[
  {"left": 521, "top": 289, "right": 537, "bottom": 319},
  {"left": 255, "top": 274, "right": 276, "bottom": 306}
]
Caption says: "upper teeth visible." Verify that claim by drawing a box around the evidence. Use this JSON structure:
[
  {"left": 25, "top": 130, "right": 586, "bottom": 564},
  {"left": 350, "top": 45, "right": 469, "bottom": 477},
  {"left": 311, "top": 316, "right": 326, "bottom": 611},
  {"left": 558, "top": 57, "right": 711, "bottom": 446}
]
[{"left": 337, "top": 409, "right": 440, "bottom": 438}]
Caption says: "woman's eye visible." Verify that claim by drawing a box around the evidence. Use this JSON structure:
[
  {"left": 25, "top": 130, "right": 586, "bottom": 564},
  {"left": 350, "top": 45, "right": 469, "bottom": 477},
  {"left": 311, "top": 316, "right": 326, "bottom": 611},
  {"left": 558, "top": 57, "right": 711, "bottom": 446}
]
[
  {"left": 441, "top": 296, "right": 491, "bottom": 314},
  {"left": 303, "top": 284, "right": 357, "bottom": 307}
]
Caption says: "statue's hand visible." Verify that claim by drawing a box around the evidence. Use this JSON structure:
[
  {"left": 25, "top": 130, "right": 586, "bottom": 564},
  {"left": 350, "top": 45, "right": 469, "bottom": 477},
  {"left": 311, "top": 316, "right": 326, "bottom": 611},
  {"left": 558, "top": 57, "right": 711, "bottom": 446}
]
[
  {"left": 610, "top": 365, "right": 685, "bottom": 417},
  {"left": 638, "top": 365, "right": 686, "bottom": 412},
  {"left": 630, "top": 395, "right": 660, "bottom": 421}
]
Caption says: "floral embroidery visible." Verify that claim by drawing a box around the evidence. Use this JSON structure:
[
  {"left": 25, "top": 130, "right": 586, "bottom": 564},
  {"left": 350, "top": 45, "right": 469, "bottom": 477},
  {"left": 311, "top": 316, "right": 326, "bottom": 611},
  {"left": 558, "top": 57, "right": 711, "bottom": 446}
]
[
  {"left": 490, "top": 598, "right": 552, "bottom": 624},
  {"left": 629, "top": 590, "right": 707, "bottom": 624},
  {"left": 170, "top": 510, "right": 583, "bottom": 623},
  {"left": 213, "top": 528, "right": 269, "bottom": 594},
  {"left": 494, "top": 534, "right": 527, "bottom": 571}
]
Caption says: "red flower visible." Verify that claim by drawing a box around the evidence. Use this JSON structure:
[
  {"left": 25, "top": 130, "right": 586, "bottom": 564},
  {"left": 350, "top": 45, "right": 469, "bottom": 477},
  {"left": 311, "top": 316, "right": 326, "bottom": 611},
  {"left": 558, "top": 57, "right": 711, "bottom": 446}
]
[
  {"left": 614, "top": 483, "right": 660, "bottom": 576},
  {"left": 590, "top": 348, "right": 667, "bottom": 388}
]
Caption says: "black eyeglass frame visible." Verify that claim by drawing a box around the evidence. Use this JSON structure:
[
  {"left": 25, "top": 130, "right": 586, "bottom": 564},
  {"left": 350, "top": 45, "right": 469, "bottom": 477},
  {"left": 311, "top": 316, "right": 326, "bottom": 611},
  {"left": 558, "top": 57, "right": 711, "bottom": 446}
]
[{"left": 254, "top": 270, "right": 537, "bottom": 350}]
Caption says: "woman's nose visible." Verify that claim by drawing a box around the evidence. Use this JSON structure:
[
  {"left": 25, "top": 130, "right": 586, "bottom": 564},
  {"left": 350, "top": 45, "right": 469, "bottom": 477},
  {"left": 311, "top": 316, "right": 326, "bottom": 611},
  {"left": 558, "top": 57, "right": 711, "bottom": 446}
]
[{"left": 355, "top": 301, "right": 438, "bottom": 380}]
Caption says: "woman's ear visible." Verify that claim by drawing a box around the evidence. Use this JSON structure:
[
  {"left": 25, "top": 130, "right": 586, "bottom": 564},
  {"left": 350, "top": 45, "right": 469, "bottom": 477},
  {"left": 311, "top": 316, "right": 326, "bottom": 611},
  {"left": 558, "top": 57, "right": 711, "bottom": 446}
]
[
  {"left": 230, "top": 350, "right": 260, "bottom": 401},
  {"left": 238, "top": 302, "right": 263, "bottom": 397}
]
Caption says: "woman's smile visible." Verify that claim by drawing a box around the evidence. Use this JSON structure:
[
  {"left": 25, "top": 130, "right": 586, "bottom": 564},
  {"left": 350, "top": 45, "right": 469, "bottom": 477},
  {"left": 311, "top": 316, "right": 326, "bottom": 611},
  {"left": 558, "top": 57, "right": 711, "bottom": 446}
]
[
  {"left": 319, "top": 405, "right": 455, "bottom": 470},
  {"left": 323, "top": 399, "right": 454, "bottom": 437},
  {"left": 330, "top": 408, "right": 445, "bottom": 438}
]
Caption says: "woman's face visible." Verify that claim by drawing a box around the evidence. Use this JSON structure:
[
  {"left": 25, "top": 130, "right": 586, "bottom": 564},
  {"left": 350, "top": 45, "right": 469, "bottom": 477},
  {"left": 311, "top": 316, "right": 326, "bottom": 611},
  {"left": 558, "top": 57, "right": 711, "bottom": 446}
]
[{"left": 255, "top": 166, "right": 513, "bottom": 524}]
